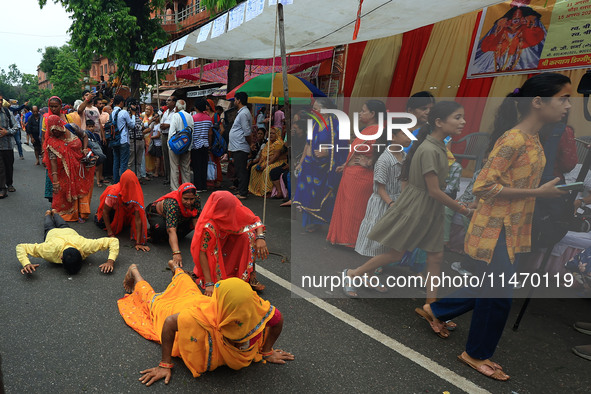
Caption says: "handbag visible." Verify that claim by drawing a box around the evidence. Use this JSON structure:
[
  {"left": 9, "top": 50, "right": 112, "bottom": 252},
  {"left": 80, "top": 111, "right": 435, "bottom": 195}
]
[
  {"left": 207, "top": 159, "right": 217, "bottom": 181},
  {"left": 85, "top": 131, "right": 106, "bottom": 165}
]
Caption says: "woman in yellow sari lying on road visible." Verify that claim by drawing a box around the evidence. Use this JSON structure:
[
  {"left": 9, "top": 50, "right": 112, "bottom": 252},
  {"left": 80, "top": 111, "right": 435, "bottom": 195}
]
[{"left": 117, "top": 261, "right": 294, "bottom": 386}]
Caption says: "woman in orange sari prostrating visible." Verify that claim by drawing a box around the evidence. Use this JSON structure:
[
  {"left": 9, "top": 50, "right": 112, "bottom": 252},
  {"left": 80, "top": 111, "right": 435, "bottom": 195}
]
[
  {"left": 95, "top": 169, "right": 150, "bottom": 251},
  {"left": 191, "top": 191, "right": 269, "bottom": 294},
  {"left": 118, "top": 262, "right": 293, "bottom": 386}
]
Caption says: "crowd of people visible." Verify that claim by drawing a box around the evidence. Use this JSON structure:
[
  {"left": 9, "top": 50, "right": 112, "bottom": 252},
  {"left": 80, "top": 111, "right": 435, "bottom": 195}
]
[{"left": 5, "top": 70, "right": 591, "bottom": 384}]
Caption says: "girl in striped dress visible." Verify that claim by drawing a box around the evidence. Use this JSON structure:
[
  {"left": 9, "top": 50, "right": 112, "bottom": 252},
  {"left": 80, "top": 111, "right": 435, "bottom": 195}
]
[{"left": 354, "top": 130, "right": 411, "bottom": 256}]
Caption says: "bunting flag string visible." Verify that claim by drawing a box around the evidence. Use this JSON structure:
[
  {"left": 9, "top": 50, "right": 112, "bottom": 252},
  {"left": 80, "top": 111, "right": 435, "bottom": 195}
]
[{"left": 130, "top": 56, "right": 197, "bottom": 72}]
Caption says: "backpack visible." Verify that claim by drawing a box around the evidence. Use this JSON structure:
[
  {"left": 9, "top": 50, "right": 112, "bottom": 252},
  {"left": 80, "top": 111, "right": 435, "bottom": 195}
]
[
  {"left": 2, "top": 108, "right": 14, "bottom": 129},
  {"left": 530, "top": 123, "right": 574, "bottom": 251},
  {"left": 105, "top": 108, "right": 121, "bottom": 147},
  {"left": 212, "top": 112, "right": 221, "bottom": 130},
  {"left": 168, "top": 112, "right": 192, "bottom": 155},
  {"left": 210, "top": 128, "right": 227, "bottom": 157}
]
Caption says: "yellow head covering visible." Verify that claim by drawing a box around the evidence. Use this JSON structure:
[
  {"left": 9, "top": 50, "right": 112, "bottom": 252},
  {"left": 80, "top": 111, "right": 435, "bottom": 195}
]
[{"left": 175, "top": 277, "right": 275, "bottom": 377}]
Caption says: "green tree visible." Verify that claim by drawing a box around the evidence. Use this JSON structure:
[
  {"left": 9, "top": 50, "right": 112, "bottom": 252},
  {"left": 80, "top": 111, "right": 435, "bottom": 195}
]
[
  {"left": 202, "top": 0, "right": 245, "bottom": 91},
  {"left": 38, "top": 46, "right": 61, "bottom": 79},
  {"left": 51, "top": 46, "right": 83, "bottom": 104},
  {"left": 38, "top": 0, "right": 169, "bottom": 98}
]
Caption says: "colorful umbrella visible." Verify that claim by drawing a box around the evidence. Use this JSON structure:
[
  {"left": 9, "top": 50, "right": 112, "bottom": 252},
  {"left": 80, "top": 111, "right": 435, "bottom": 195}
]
[{"left": 226, "top": 73, "right": 326, "bottom": 104}]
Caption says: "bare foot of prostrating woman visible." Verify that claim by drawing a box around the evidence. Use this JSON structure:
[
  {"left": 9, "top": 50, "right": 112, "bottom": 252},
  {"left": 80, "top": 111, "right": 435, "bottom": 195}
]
[{"left": 123, "top": 264, "right": 142, "bottom": 293}]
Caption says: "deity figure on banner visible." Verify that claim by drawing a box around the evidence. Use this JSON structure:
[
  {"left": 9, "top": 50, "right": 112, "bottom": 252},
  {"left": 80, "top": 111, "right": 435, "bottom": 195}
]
[{"left": 474, "top": 0, "right": 547, "bottom": 73}]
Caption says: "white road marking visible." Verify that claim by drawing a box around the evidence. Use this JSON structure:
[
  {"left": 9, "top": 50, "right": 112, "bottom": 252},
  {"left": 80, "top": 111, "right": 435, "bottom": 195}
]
[
  {"left": 257, "top": 266, "right": 491, "bottom": 394},
  {"left": 14, "top": 144, "right": 34, "bottom": 153}
]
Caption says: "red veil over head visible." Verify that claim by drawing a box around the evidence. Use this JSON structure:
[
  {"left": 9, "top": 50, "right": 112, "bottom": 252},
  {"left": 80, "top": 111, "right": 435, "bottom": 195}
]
[
  {"left": 190, "top": 191, "right": 264, "bottom": 285},
  {"left": 193, "top": 191, "right": 261, "bottom": 237},
  {"left": 42, "top": 115, "right": 66, "bottom": 167},
  {"left": 155, "top": 182, "right": 199, "bottom": 218},
  {"left": 97, "top": 169, "right": 148, "bottom": 244}
]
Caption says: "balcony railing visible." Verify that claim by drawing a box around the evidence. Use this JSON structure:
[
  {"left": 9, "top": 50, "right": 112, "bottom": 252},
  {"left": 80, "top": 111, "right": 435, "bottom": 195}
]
[{"left": 156, "top": 1, "right": 206, "bottom": 25}]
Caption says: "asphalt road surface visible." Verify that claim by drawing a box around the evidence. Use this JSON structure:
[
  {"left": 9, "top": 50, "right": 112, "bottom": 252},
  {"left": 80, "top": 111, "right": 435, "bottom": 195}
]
[{"left": 1, "top": 144, "right": 591, "bottom": 393}]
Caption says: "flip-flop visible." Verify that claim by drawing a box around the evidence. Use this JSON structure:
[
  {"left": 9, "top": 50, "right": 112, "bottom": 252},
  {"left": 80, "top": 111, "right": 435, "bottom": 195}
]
[
  {"left": 342, "top": 269, "right": 358, "bottom": 298},
  {"left": 457, "top": 354, "right": 509, "bottom": 381},
  {"left": 414, "top": 307, "right": 449, "bottom": 338},
  {"left": 445, "top": 320, "right": 458, "bottom": 331}
]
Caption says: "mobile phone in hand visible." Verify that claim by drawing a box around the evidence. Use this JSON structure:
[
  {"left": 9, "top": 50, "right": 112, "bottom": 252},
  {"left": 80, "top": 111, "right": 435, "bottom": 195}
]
[{"left": 555, "top": 182, "right": 585, "bottom": 192}]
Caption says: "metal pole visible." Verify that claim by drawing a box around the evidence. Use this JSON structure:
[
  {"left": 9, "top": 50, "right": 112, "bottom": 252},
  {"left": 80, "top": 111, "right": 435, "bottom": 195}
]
[
  {"left": 156, "top": 65, "right": 161, "bottom": 109},
  {"left": 278, "top": 3, "right": 291, "bottom": 146}
]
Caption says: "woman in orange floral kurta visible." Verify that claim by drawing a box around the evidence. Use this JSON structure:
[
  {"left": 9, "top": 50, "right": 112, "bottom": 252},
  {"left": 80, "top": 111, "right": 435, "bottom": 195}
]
[{"left": 419, "top": 73, "right": 572, "bottom": 381}]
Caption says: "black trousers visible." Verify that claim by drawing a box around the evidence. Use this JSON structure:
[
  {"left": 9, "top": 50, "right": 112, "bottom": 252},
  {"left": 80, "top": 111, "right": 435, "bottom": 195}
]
[
  {"left": 231, "top": 150, "right": 249, "bottom": 197},
  {"left": 191, "top": 147, "right": 209, "bottom": 190},
  {"left": 44, "top": 213, "right": 69, "bottom": 239},
  {"left": 0, "top": 149, "right": 14, "bottom": 191},
  {"left": 146, "top": 203, "right": 194, "bottom": 244}
]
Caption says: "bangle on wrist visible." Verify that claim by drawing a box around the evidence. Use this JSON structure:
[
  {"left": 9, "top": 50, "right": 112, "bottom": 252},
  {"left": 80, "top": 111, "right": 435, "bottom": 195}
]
[
  {"left": 260, "top": 349, "right": 274, "bottom": 357},
  {"left": 158, "top": 361, "right": 173, "bottom": 369},
  {"left": 172, "top": 250, "right": 181, "bottom": 255},
  {"left": 205, "top": 282, "right": 215, "bottom": 287}
]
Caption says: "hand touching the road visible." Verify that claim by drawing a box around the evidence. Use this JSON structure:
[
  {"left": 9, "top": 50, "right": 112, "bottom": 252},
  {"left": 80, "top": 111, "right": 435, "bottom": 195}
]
[
  {"left": 21, "top": 263, "right": 40, "bottom": 274},
  {"left": 263, "top": 349, "right": 295, "bottom": 364},
  {"left": 135, "top": 244, "right": 150, "bottom": 252},
  {"left": 139, "top": 366, "right": 171, "bottom": 386},
  {"left": 99, "top": 259, "right": 115, "bottom": 273}
]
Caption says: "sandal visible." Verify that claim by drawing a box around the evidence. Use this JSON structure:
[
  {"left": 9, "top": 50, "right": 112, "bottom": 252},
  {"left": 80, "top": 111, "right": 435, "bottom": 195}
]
[
  {"left": 249, "top": 275, "right": 265, "bottom": 292},
  {"left": 457, "top": 352, "right": 509, "bottom": 381},
  {"left": 414, "top": 307, "right": 449, "bottom": 338},
  {"left": 342, "top": 269, "right": 358, "bottom": 298},
  {"left": 445, "top": 320, "right": 458, "bottom": 331}
]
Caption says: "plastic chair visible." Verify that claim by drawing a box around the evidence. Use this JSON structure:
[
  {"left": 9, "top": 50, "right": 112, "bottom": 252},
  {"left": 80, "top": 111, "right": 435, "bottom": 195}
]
[
  {"left": 575, "top": 136, "right": 591, "bottom": 164},
  {"left": 450, "top": 132, "right": 490, "bottom": 171}
]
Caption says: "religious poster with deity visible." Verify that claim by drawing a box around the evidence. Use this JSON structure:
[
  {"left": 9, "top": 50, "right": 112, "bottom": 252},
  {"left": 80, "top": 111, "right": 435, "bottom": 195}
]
[{"left": 467, "top": 0, "right": 591, "bottom": 78}]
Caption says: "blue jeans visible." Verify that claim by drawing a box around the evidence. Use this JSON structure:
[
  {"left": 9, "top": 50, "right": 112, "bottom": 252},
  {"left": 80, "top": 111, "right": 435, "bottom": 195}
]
[
  {"left": 13, "top": 130, "right": 23, "bottom": 157},
  {"left": 430, "top": 228, "right": 517, "bottom": 360},
  {"left": 112, "top": 143, "right": 130, "bottom": 183}
]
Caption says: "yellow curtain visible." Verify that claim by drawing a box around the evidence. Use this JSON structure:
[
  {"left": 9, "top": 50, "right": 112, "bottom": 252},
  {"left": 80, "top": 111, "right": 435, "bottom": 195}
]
[
  {"left": 410, "top": 11, "right": 478, "bottom": 98},
  {"left": 478, "top": 74, "right": 528, "bottom": 134},
  {"left": 350, "top": 35, "right": 403, "bottom": 98}
]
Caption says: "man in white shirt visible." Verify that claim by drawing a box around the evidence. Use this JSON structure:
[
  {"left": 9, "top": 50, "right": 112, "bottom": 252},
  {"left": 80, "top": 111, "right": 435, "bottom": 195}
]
[
  {"left": 168, "top": 99, "right": 193, "bottom": 191},
  {"left": 228, "top": 92, "right": 252, "bottom": 199},
  {"left": 160, "top": 96, "right": 176, "bottom": 184}
]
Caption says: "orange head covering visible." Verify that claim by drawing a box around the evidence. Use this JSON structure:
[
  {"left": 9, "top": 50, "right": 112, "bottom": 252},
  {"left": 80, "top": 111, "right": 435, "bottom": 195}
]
[
  {"left": 97, "top": 170, "right": 147, "bottom": 243},
  {"left": 207, "top": 99, "right": 215, "bottom": 112}
]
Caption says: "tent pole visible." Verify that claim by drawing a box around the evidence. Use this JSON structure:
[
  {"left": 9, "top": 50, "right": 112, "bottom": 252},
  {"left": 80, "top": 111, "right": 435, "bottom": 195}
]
[
  {"left": 263, "top": 2, "right": 280, "bottom": 225},
  {"left": 278, "top": 3, "right": 291, "bottom": 146},
  {"left": 156, "top": 65, "right": 161, "bottom": 109}
]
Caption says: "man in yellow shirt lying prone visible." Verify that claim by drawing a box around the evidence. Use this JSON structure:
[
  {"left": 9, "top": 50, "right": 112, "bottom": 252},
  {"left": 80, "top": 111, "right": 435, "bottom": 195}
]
[{"left": 16, "top": 209, "right": 119, "bottom": 275}]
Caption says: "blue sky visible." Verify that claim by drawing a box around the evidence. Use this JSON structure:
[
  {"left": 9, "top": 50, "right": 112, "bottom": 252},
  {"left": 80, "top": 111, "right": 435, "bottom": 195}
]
[{"left": 0, "top": 0, "right": 71, "bottom": 76}]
